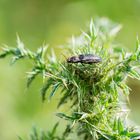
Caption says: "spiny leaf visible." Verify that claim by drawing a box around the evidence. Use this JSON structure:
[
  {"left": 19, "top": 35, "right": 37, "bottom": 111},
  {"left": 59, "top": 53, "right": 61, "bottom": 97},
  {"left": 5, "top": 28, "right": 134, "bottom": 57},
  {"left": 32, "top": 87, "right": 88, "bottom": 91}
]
[
  {"left": 135, "top": 36, "right": 140, "bottom": 53},
  {"left": 57, "top": 91, "right": 69, "bottom": 108},
  {"left": 27, "top": 68, "right": 41, "bottom": 88},
  {"left": 90, "top": 18, "right": 97, "bottom": 39},
  {"left": 109, "top": 24, "right": 122, "bottom": 37},
  {"left": 10, "top": 56, "right": 23, "bottom": 65},
  {"left": 49, "top": 83, "right": 60, "bottom": 100},
  {"left": 30, "top": 127, "right": 39, "bottom": 140},
  {"left": 56, "top": 113, "right": 75, "bottom": 121},
  {"left": 0, "top": 51, "right": 9, "bottom": 58},
  {"left": 128, "top": 69, "right": 140, "bottom": 80},
  {"left": 82, "top": 31, "right": 91, "bottom": 41},
  {"left": 117, "top": 118, "right": 124, "bottom": 134},
  {"left": 41, "top": 79, "right": 54, "bottom": 101},
  {"left": 51, "top": 122, "right": 59, "bottom": 136},
  {"left": 16, "top": 35, "right": 25, "bottom": 51},
  {"left": 129, "top": 132, "right": 140, "bottom": 139}
]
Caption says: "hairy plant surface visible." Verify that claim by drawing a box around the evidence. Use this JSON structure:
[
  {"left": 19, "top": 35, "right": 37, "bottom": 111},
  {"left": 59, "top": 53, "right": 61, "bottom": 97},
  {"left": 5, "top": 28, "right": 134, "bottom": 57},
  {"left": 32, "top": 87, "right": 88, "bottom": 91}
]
[{"left": 0, "top": 18, "right": 140, "bottom": 140}]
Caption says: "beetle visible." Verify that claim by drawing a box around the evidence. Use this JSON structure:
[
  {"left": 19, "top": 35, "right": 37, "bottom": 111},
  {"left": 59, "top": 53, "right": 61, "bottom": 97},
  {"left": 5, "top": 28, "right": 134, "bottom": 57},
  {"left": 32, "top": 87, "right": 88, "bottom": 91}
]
[{"left": 67, "top": 54, "right": 102, "bottom": 64}]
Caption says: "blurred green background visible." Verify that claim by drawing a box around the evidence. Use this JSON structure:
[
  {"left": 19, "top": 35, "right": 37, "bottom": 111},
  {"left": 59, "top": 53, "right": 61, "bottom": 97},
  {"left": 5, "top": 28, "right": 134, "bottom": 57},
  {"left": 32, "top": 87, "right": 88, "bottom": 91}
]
[{"left": 0, "top": 0, "right": 140, "bottom": 139}]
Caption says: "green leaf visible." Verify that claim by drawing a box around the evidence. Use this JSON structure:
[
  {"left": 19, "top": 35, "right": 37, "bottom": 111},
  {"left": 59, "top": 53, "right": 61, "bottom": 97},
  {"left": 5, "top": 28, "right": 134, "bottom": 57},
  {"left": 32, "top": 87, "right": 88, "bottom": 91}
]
[
  {"left": 27, "top": 68, "right": 41, "bottom": 88},
  {"left": 49, "top": 83, "right": 60, "bottom": 99},
  {"left": 109, "top": 24, "right": 122, "bottom": 37},
  {"left": 51, "top": 122, "right": 59, "bottom": 136},
  {"left": 56, "top": 113, "right": 75, "bottom": 121},
  {"left": 82, "top": 31, "right": 91, "bottom": 41},
  {"left": 57, "top": 91, "right": 69, "bottom": 108},
  {"left": 0, "top": 52, "right": 9, "bottom": 58},
  {"left": 117, "top": 118, "right": 124, "bottom": 134},
  {"left": 30, "top": 126, "right": 39, "bottom": 140},
  {"left": 135, "top": 36, "right": 140, "bottom": 53},
  {"left": 128, "top": 69, "right": 140, "bottom": 80},
  {"left": 129, "top": 132, "right": 140, "bottom": 139},
  {"left": 41, "top": 79, "right": 54, "bottom": 101},
  {"left": 90, "top": 19, "right": 97, "bottom": 39}
]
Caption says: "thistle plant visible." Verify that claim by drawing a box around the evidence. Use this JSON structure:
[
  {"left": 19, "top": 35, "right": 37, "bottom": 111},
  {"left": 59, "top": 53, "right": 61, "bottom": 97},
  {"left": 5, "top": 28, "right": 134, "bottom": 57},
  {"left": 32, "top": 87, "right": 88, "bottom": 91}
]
[{"left": 0, "top": 18, "right": 140, "bottom": 140}]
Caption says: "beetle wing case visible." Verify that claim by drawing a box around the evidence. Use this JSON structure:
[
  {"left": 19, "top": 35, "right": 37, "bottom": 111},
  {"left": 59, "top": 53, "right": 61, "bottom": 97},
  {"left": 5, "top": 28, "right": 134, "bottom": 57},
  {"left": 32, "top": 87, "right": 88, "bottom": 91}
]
[{"left": 67, "top": 54, "right": 102, "bottom": 64}]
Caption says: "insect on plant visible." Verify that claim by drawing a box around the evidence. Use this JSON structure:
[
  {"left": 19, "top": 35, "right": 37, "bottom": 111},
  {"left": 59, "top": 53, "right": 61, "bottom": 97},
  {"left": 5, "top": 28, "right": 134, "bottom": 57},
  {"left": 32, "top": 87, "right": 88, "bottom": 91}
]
[
  {"left": 67, "top": 54, "right": 102, "bottom": 64},
  {"left": 0, "top": 18, "right": 140, "bottom": 140}
]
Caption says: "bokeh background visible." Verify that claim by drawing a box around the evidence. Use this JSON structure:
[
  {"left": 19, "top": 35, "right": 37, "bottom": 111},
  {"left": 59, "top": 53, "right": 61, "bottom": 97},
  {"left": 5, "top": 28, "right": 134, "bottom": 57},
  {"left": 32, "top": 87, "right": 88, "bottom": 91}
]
[{"left": 0, "top": 0, "right": 140, "bottom": 139}]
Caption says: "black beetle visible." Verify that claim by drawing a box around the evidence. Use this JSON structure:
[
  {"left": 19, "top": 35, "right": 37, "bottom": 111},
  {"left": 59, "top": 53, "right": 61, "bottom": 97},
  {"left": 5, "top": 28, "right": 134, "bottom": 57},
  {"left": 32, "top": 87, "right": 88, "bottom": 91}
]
[{"left": 67, "top": 54, "right": 102, "bottom": 64}]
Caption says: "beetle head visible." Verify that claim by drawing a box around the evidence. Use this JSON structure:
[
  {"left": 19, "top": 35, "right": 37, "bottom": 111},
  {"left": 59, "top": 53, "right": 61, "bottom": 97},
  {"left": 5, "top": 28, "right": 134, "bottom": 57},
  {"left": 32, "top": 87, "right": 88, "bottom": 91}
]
[{"left": 67, "top": 56, "right": 80, "bottom": 63}]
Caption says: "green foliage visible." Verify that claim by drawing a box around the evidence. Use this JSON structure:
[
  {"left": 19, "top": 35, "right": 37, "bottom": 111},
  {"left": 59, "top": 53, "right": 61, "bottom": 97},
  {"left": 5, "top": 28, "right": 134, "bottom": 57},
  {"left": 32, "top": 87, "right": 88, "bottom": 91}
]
[
  {"left": 1, "top": 18, "right": 140, "bottom": 140},
  {"left": 0, "top": 36, "right": 47, "bottom": 87},
  {"left": 29, "top": 123, "right": 61, "bottom": 140},
  {"left": 18, "top": 123, "right": 66, "bottom": 140}
]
